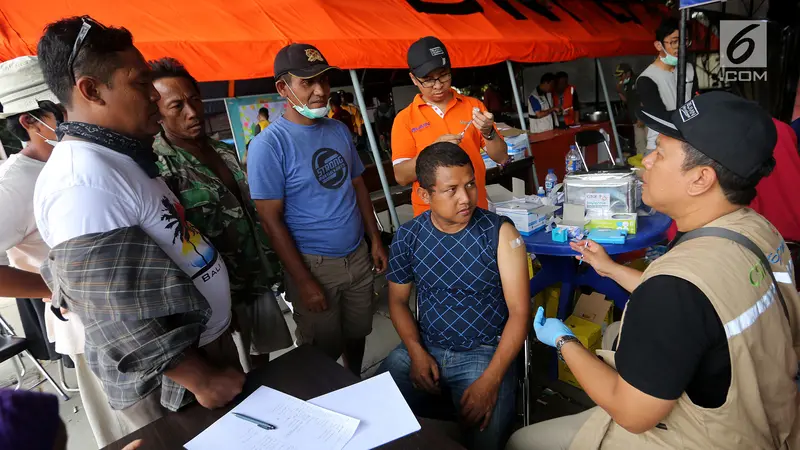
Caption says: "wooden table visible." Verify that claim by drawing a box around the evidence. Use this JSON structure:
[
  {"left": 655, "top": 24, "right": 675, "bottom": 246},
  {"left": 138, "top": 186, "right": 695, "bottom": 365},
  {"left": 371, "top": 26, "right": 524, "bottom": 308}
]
[{"left": 103, "top": 346, "right": 465, "bottom": 450}]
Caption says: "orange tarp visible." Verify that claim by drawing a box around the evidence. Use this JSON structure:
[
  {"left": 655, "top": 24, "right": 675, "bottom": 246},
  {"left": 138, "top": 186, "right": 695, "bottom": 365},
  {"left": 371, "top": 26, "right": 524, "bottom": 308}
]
[{"left": 0, "top": 0, "right": 673, "bottom": 82}]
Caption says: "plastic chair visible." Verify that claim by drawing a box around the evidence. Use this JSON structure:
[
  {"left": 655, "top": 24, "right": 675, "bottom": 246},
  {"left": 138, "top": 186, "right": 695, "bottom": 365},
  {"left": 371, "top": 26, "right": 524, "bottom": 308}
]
[
  {"left": 574, "top": 130, "right": 617, "bottom": 172},
  {"left": 0, "top": 313, "right": 69, "bottom": 400}
]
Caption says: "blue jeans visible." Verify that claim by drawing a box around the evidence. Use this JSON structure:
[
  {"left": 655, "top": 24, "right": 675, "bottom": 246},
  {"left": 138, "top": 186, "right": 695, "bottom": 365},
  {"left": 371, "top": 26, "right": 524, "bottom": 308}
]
[{"left": 379, "top": 343, "right": 517, "bottom": 450}]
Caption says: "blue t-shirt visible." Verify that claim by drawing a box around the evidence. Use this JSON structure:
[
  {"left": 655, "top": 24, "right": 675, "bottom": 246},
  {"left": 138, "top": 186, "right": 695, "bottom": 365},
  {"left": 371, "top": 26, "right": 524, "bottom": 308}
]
[
  {"left": 386, "top": 209, "right": 511, "bottom": 351},
  {"left": 248, "top": 116, "right": 365, "bottom": 257}
]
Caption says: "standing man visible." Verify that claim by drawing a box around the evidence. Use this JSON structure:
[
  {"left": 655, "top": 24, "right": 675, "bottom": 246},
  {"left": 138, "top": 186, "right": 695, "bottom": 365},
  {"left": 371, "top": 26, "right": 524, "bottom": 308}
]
[
  {"left": 149, "top": 57, "right": 292, "bottom": 369},
  {"left": 0, "top": 57, "right": 64, "bottom": 366},
  {"left": 507, "top": 92, "right": 800, "bottom": 450},
  {"left": 248, "top": 43, "right": 388, "bottom": 376},
  {"left": 380, "top": 142, "right": 530, "bottom": 450},
  {"left": 553, "top": 72, "right": 579, "bottom": 127},
  {"left": 329, "top": 92, "right": 355, "bottom": 134},
  {"left": 392, "top": 36, "right": 508, "bottom": 217},
  {"left": 614, "top": 63, "right": 647, "bottom": 156},
  {"left": 341, "top": 91, "right": 365, "bottom": 139},
  {"left": 637, "top": 18, "right": 697, "bottom": 155},
  {"left": 528, "top": 72, "right": 560, "bottom": 134},
  {"left": 35, "top": 16, "right": 244, "bottom": 445}
]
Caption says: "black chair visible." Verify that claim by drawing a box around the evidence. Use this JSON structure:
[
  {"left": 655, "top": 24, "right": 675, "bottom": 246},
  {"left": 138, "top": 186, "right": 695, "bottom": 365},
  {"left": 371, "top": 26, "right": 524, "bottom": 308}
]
[
  {"left": 574, "top": 130, "right": 618, "bottom": 172},
  {"left": 0, "top": 313, "right": 69, "bottom": 400}
]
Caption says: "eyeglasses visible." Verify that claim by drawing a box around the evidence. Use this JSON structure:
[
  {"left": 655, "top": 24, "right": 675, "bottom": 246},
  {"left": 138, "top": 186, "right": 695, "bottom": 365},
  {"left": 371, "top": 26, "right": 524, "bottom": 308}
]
[
  {"left": 415, "top": 72, "right": 452, "bottom": 89},
  {"left": 67, "top": 17, "right": 104, "bottom": 85}
]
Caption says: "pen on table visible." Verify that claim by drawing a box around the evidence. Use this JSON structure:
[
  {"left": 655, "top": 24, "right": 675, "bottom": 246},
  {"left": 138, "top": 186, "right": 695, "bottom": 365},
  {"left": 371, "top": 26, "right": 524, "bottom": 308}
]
[
  {"left": 233, "top": 412, "right": 277, "bottom": 431},
  {"left": 578, "top": 241, "right": 589, "bottom": 265}
]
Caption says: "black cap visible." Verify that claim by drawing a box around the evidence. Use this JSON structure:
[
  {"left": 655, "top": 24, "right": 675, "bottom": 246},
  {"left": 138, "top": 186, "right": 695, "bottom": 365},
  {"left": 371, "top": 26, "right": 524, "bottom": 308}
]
[
  {"left": 637, "top": 91, "right": 776, "bottom": 179},
  {"left": 273, "top": 43, "right": 338, "bottom": 80},
  {"left": 407, "top": 36, "right": 451, "bottom": 78}
]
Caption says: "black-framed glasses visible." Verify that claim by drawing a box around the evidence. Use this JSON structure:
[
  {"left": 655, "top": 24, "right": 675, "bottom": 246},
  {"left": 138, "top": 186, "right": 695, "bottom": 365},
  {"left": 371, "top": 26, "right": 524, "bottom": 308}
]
[
  {"left": 67, "top": 17, "right": 103, "bottom": 85},
  {"left": 415, "top": 71, "right": 452, "bottom": 88}
]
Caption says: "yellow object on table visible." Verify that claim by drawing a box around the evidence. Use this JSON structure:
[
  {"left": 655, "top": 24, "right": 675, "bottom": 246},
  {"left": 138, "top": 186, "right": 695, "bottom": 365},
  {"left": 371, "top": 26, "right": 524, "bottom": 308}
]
[
  {"left": 558, "top": 316, "right": 603, "bottom": 389},
  {"left": 627, "top": 153, "right": 644, "bottom": 168}
]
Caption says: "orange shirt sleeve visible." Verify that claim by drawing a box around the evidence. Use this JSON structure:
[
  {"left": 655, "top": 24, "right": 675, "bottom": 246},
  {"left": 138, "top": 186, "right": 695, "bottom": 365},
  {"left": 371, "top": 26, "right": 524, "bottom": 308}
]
[{"left": 391, "top": 110, "right": 417, "bottom": 162}]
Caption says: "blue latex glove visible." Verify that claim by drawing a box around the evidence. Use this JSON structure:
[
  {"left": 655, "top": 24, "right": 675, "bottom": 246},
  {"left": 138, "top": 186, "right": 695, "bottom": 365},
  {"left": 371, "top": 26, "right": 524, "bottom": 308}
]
[{"left": 533, "top": 306, "right": 575, "bottom": 347}]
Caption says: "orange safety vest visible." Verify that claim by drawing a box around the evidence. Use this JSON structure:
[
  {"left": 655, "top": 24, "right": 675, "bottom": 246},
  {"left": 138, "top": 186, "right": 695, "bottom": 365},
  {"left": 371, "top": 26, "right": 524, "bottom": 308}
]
[{"left": 555, "top": 84, "right": 576, "bottom": 126}]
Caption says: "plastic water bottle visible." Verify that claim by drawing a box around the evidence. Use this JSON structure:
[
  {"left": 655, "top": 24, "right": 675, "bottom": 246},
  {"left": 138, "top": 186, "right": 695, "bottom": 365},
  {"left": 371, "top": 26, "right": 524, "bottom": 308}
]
[
  {"left": 565, "top": 145, "right": 581, "bottom": 174},
  {"left": 537, "top": 186, "right": 546, "bottom": 198},
  {"left": 544, "top": 169, "right": 557, "bottom": 195}
]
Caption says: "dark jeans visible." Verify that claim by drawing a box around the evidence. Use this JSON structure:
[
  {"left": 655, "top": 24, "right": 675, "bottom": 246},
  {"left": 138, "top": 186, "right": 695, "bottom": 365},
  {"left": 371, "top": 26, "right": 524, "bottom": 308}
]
[{"left": 379, "top": 343, "right": 516, "bottom": 450}]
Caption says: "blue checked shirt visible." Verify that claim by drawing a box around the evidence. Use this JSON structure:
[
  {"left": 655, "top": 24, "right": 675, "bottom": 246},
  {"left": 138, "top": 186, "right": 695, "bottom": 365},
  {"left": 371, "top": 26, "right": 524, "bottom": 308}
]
[{"left": 387, "top": 209, "right": 511, "bottom": 351}]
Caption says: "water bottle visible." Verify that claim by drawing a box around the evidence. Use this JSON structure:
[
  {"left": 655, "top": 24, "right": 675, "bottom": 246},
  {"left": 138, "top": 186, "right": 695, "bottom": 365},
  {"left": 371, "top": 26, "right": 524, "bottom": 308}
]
[
  {"left": 544, "top": 169, "right": 557, "bottom": 195},
  {"left": 565, "top": 145, "right": 581, "bottom": 174},
  {"left": 537, "top": 186, "right": 546, "bottom": 198}
]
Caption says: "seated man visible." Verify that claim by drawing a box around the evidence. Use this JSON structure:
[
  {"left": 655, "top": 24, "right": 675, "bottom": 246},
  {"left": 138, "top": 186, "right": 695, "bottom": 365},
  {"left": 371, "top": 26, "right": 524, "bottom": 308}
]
[{"left": 380, "top": 142, "right": 530, "bottom": 450}]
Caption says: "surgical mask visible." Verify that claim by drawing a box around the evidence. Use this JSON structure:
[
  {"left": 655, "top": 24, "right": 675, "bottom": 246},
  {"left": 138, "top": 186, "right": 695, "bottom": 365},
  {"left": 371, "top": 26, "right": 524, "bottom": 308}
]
[
  {"left": 284, "top": 83, "right": 330, "bottom": 119},
  {"left": 623, "top": 77, "right": 631, "bottom": 85},
  {"left": 31, "top": 114, "right": 59, "bottom": 147},
  {"left": 660, "top": 53, "right": 678, "bottom": 66}
]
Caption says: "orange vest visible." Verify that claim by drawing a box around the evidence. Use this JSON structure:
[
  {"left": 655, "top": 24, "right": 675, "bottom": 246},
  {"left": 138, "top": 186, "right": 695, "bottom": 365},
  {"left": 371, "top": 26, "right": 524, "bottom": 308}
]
[{"left": 555, "top": 85, "right": 576, "bottom": 126}]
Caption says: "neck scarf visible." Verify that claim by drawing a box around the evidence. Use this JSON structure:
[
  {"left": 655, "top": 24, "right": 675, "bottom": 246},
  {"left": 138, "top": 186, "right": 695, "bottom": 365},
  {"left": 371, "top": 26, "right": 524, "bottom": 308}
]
[{"left": 57, "top": 121, "right": 159, "bottom": 178}]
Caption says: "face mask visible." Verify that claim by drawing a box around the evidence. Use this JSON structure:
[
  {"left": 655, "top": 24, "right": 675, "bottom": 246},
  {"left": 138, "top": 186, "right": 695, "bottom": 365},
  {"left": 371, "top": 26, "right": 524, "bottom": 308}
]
[
  {"left": 283, "top": 82, "right": 330, "bottom": 119},
  {"left": 623, "top": 77, "right": 631, "bottom": 85},
  {"left": 31, "top": 114, "right": 59, "bottom": 147},
  {"left": 660, "top": 53, "right": 678, "bottom": 66}
]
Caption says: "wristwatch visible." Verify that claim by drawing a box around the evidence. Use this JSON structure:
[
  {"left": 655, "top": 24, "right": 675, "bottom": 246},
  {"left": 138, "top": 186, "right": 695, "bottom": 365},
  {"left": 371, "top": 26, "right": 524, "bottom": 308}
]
[
  {"left": 556, "top": 335, "right": 581, "bottom": 362},
  {"left": 482, "top": 128, "right": 497, "bottom": 141}
]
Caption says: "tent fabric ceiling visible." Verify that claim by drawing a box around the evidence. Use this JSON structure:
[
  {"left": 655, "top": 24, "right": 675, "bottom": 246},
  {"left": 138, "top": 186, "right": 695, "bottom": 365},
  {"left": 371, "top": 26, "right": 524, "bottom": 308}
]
[{"left": 1, "top": 0, "right": 672, "bottom": 82}]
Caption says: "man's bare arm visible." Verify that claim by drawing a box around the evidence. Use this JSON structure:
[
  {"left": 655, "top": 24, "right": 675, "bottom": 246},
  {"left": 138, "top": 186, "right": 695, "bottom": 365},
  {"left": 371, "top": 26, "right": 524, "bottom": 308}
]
[
  {"left": 387, "top": 281, "right": 424, "bottom": 354},
  {"left": 253, "top": 199, "right": 314, "bottom": 284},
  {"left": 393, "top": 158, "right": 418, "bottom": 186},
  {"left": 483, "top": 223, "right": 531, "bottom": 382},
  {"left": 0, "top": 266, "right": 51, "bottom": 298}
]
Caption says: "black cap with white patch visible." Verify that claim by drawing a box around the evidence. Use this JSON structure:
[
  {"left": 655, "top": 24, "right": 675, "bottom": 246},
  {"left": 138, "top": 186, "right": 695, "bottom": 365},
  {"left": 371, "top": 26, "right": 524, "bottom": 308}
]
[
  {"left": 407, "top": 36, "right": 451, "bottom": 78},
  {"left": 637, "top": 91, "right": 776, "bottom": 179}
]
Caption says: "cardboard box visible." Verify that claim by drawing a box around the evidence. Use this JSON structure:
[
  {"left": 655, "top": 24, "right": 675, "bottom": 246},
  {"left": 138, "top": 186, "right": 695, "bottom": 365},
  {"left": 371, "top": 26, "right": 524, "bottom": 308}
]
[
  {"left": 533, "top": 285, "right": 560, "bottom": 318},
  {"left": 558, "top": 316, "right": 603, "bottom": 389},
  {"left": 495, "top": 201, "right": 558, "bottom": 236},
  {"left": 558, "top": 292, "right": 614, "bottom": 389},
  {"left": 586, "top": 213, "right": 638, "bottom": 234}
]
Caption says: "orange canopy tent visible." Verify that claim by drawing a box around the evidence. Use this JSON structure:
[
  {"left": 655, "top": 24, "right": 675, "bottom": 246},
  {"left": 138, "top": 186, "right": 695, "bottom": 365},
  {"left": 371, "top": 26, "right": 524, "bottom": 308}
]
[{"left": 0, "top": 0, "right": 675, "bottom": 82}]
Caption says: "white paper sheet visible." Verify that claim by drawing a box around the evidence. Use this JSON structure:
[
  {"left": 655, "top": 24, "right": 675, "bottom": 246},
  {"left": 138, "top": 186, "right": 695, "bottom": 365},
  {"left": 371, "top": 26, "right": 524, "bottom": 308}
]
[
  {"left": 309, "top": 373, "right": 421, "bottom": 450},
  {"left": 184, "top": 386, "right": 360, "bottom": 450}
]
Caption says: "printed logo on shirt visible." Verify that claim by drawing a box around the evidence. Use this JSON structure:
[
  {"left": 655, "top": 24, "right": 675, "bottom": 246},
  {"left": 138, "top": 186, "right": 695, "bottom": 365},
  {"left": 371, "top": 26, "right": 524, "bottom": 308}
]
[
  {"left": 312, "top": 148, "right": 349, "bottom": 189},
  {"left": 411, "top": 122, "right": 431, "bottom": 133},
  {"left": 679, "top": 100, "right": 699, "bottom": 122},
  {"left": 160, "top": 197, "right": 221, "bottom": 280}
]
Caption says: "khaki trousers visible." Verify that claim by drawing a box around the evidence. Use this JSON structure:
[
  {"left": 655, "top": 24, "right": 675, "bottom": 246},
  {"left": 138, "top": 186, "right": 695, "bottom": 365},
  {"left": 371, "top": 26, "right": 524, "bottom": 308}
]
[{"left": 505, "top": 407, "right": 595, "bottom": 450}]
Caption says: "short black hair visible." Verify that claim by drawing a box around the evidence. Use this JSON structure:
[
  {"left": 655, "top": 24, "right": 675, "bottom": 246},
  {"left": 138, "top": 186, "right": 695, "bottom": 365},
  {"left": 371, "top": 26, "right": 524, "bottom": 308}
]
[
  {"left": 681, "top": 141, "right": 775, "bottom": 205},
  {"left": 656, "top": 18, "right": 679, "bottom": 42},
  {"left": 37, "top": 16, "right": 135, "bottom": 107},
  {"left": 330, "top": 92, "right": 342, "bottom": 107},
  {"left": 540, "top": 73, "right": 555, "bottom": 84},
  {"left": 555, "top": 71, "right": 568, "bottom": 81},
  {"left": 4, "top": 100, "right": 64, "bottom": 142},
  {"left": 258, "top": 107, "right": 269, "bottom": 118},
  {"left": 343, "top": 92, "right": 354, "bottom": 103},
  {"left": 416, "top": 142, "right": 474, "bottom": 190},
  {"left": 148, "top": 57, "right": 199, "bottom": 91}
]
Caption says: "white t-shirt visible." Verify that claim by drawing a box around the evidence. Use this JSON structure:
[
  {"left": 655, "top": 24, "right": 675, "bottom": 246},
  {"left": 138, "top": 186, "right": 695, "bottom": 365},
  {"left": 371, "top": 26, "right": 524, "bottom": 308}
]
[
  {"left": 34, "top": 141, "right": 231, "bottom": 346},
  {"left": 0, "top": 153, "right": 86, "bottom": 356}
]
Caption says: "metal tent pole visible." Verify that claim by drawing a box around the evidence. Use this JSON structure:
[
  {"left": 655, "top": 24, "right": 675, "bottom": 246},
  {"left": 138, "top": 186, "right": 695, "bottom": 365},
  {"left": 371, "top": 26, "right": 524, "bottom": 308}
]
[
  {"left": 349, "top": 69, "right": 400, "bottom": 228},
  {"left": 506, "top": 60, "right": 540, "bottom": 190},
  {"left": 677, "top": 8, "right": 689, "bottom": 105},
  {"left": 594, "top": 59, "right": 623, "bottom": 162}
]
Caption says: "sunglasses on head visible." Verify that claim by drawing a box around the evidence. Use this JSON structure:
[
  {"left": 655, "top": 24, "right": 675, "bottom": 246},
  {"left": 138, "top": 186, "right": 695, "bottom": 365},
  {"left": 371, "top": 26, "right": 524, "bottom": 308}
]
[{"left": 67, "top": 16, "right": 106, "bottom": 86}]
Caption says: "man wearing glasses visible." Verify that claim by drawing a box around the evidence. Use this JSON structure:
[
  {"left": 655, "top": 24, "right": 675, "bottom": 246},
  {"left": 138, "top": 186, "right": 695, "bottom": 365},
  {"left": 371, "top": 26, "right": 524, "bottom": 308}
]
[
  {"left": 391, "top": 36, "right": 508, "bottom": 217},
  {"left": 637, "top": 18, "right": 698, "bottom": 156}
]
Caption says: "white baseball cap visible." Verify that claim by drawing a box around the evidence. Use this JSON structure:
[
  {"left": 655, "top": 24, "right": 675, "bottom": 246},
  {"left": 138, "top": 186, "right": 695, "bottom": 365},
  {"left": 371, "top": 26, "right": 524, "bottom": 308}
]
[{"left": 0, "top": 56, "right": 60, "bottom": 119}]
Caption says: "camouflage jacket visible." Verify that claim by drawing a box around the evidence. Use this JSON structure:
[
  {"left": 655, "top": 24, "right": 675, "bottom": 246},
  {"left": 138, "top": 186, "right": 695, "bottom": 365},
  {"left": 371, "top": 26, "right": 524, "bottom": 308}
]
[{"left": 153, "top": 134, "right": 282, "bottom": 306}]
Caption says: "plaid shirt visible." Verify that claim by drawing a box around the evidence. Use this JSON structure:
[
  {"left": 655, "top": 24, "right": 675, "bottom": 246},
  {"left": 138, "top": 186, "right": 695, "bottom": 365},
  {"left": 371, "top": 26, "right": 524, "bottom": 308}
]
[{"left": 40, "top": 226, "right": 211, "bottom": 411}]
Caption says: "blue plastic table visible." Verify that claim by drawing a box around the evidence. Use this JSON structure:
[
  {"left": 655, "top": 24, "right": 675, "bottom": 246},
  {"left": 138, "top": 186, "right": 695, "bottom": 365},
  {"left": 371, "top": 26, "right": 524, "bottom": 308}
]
[{"left": 523, "top": 212, "right": 672, "bottom": 320}]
